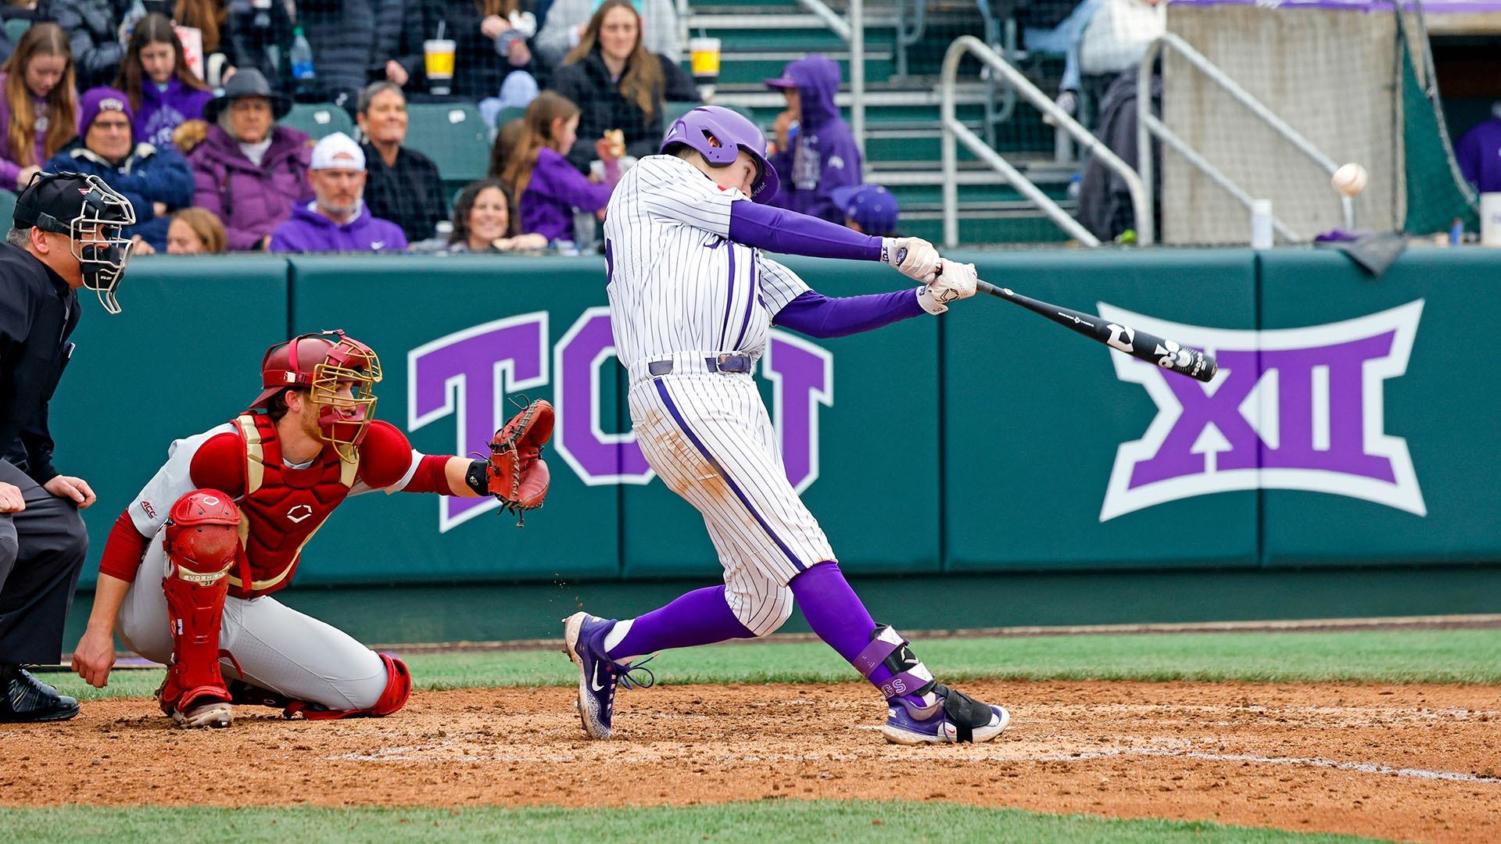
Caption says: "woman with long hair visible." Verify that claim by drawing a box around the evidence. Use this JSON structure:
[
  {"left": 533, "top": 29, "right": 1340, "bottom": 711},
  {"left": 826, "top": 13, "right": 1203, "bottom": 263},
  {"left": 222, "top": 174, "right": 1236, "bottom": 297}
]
[
  {"left": 446, "top": 178, "right": 546, "bottom": 253},
  {"left": 115, "top": 13, "right": 213, "bottom": 151},
  {"left": 549, "top": 0, "right": 696, "bottom": 173},
  {"left": 165, "top": 207, "right": 228, "bottom": 254},
  {"left": 0, "top": 23, "right": 77, "bottom": 191},
  {"left": 502, "top": 91, "right": 619, "bottom": 244}
]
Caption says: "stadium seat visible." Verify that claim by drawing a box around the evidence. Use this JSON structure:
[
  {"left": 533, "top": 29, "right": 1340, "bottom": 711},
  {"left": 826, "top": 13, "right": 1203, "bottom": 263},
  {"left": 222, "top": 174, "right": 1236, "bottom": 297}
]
[
  {"left": 493, "top": 106, "right": 527, "bottom": 130},
  {"left": 0, "top": 189, "right": 15, "bottom": 228},
  {"left": 3, "top": 18, "right": 28, "bottom": 44},
  {"left": 403, "top": 103, "right": 490, "bottom": 186},
  {"left": 283, "top": 103, "right": 355, "bottom": 142}
]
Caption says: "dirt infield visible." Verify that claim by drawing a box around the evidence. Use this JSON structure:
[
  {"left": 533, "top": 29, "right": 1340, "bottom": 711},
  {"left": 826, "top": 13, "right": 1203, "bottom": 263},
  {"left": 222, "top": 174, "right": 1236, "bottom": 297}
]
[{"left": 3, "top": 680, "right": 1498, "bottom": 842}]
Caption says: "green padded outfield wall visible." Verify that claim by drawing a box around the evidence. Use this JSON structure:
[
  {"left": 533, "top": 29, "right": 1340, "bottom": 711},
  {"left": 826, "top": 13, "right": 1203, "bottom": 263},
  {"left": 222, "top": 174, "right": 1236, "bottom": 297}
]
[{"left": 46, "top": 248, "right": 1501, "bottom": 589}]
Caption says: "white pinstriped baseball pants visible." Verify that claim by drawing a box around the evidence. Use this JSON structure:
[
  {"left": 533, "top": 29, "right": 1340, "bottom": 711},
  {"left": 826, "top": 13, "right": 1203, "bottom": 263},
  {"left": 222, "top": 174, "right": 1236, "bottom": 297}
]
[
  {"left": 629, "top": 370, "right": 836, "bottom": 637},
  {"left": 116, "top": 534, "right": 387, "bottom": 710}
]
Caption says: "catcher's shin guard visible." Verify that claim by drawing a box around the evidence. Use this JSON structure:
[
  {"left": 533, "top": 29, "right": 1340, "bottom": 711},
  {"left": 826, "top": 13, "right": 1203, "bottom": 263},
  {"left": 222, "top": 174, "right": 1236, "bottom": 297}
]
[
  {"left": 283, "top": 654, "right": 411, "bottom": 720},
  {"left": 158, "top": 491, "right": 242, "bottom": 726}
]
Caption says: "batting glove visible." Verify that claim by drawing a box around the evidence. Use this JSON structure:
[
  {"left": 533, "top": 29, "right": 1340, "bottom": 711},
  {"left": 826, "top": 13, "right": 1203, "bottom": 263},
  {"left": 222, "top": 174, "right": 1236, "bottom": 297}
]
[
  {"left": 917, "top": 260, "right": 978, "bottom": 315},
  {"left": 882, "top": 237, "right": 941, "bottom": 283}
]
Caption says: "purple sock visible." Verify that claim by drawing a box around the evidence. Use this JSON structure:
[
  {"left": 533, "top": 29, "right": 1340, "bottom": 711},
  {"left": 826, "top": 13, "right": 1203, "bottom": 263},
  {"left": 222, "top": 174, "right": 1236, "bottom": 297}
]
[
  {"left": 603, "top": 585, "right": 755, "bottom": 660},
  {"left": 789, "top": 562, "right": 929, "bottom": 706}
]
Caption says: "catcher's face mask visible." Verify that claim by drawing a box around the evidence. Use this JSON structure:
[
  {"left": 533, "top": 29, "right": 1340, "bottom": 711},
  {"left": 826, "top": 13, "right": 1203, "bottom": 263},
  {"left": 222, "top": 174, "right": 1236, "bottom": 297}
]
[
  {"left": 24, "top": 172, "right": 137, "bottom": 314},
  {"left": 308, "top": 335, "right": 382, "bottom": 463}
]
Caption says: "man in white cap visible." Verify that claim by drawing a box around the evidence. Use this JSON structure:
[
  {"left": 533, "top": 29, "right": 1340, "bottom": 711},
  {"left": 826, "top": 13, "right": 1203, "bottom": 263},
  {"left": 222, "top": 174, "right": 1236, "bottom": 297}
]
[{"left": 269, "top": 132, "right": 407, "bottom": 254}]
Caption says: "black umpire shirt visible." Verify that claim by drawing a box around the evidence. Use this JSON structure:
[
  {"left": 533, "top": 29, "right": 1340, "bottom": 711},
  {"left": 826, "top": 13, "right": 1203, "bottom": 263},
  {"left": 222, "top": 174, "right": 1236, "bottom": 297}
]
[{"left": 0, "top": 242, "right": 79, "bottom": 485}]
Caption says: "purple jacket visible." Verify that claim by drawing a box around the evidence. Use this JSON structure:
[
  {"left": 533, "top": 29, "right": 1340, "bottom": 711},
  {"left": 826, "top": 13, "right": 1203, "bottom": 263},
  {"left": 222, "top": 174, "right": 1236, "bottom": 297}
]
[
  {"left": 1456, "top": 117, "right": 1501, "bottom": 194},
  {"left": 188, "top": 124, "right": 312, "bottom": 251},
  {"left": 767, "top": 55, "right": 862, "bottom": 223},
  {"left": 519, "top": 147, "right": 617, "bottom": 242},
  {"left": 135, "top": 78, "right": 213, "bottom": 152},
  {"left": 269, "top": 202, "right": 408, "bottom": 254},
  {"left": 0, "top": 72, "right": 72, "bottom": 189}
]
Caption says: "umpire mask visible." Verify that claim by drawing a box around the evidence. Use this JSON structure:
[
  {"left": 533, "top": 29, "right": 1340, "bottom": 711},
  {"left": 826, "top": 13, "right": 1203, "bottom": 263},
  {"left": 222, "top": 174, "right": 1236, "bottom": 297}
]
[{"left": 14, "top": 172, "right": 137, "bottom": 314}]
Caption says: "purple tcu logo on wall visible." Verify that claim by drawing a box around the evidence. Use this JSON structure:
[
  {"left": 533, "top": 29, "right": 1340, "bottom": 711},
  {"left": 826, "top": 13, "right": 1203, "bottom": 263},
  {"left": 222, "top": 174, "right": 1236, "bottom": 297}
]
[
  {"left": 409, "top": 309, "right": 833, "bottom": 531},
  {"left": 1098, "top": 300, "right": 1425, "bottom": 522}
]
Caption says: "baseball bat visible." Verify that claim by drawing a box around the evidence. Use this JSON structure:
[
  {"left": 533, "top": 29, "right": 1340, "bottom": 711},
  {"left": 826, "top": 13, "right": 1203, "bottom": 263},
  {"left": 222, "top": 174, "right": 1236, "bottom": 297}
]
[{"left": 975, "top": 280, "right": 1218, "bottom": 383}]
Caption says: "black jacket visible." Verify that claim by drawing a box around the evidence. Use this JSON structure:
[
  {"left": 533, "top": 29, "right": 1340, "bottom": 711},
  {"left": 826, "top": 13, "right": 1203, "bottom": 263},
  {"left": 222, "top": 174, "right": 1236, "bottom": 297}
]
[
  {"left": 0, "top": 243, "right": 80, "bottom": 484},
  {"left": 396, "top": 0, "right": 542, "bottom": 99},
  {"left": 296, "top": 0, "right": 405, "bottom": 108},
  {"left": 549, "top": 48, "right": 697, "bottom": 173},
  {"left": 362, "top": 142, "right": 449, "bottom": 244},
  {"left": 40, "top": 0, "right": 131, "bottom": 90}
]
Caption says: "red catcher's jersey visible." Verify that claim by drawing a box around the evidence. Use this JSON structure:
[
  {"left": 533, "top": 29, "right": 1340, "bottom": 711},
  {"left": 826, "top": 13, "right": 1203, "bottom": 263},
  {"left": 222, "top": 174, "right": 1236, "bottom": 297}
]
[{"left": 117, "top": 415, "right": 420, "bottom": 599}]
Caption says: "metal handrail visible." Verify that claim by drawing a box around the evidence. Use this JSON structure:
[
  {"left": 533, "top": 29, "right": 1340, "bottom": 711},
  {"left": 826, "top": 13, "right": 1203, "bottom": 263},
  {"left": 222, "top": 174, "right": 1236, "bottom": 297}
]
[
  {"left": 795, "top": 0, "right": 865, "bottom": 157},
  {"left": 941, "top": 35, "right": 1151, "bottom": 248},
  {"left": 1138, "top": 32, "right": 1355, "bottom": 243}
]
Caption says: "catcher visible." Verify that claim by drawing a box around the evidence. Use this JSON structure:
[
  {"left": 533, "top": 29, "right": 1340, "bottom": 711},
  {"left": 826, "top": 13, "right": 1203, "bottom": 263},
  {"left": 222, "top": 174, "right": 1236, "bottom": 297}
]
[{"left": 70, "top": 331, "right": 552, "bottom": 727}]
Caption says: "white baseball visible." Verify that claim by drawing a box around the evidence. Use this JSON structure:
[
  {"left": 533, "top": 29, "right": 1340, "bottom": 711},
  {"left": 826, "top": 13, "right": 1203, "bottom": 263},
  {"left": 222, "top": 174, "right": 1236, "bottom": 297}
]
[{"left": 1331, "top": 163, "right": 1367, "bottom": 198}]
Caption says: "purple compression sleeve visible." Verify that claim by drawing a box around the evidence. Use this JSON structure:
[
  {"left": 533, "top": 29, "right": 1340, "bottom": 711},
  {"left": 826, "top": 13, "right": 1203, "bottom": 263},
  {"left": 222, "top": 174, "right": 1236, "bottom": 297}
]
[
  {"left": 789, "top": 561, "right": 927, "bottom": 706},
  {"left": 772, "top": 289, "right": 925, "bottom": 338},
  {"left": 603, "top": 585, "right": 756, "bottom": 660},
  {"left": 728, "top": 199, "right": 883, "bottom": 261}
]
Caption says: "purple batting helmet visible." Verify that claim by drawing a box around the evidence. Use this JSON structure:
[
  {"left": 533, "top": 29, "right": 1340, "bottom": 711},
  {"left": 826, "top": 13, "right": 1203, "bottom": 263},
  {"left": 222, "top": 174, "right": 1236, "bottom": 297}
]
[{"left": 660, "top": 106, "right": 780, "bottom": 203}]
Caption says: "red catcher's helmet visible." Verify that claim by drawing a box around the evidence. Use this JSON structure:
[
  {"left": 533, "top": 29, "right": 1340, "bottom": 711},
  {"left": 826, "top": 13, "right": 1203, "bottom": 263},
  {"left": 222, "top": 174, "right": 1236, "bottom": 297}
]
[
  {"left": 248, "top": 330, "right": 383, "bottom": 463},
  {"left": 163, "top": 490, "right": 242, "bottom": 579}
]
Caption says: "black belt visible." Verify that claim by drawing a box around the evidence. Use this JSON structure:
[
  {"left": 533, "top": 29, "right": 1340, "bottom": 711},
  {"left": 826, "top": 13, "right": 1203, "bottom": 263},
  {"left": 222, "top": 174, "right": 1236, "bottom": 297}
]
[{"left": 647, "top": 354, "right": 754, "bottom": 376}]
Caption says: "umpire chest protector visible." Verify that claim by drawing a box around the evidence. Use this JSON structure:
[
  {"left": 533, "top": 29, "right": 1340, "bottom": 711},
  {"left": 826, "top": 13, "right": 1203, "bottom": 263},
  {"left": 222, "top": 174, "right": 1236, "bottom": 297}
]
[{"left": 226, "top": 413, "right": 359, "bottom": 598}]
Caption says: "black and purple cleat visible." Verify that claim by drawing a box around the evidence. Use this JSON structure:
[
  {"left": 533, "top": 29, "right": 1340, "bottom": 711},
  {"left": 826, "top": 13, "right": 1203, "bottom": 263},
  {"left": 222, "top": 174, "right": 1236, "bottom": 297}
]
[
  {"left": 562, "top": 612, "right": 653, "bottom": 739},
  {"left": 882, "top": 684, "right": 1011, "bottom": 745}
]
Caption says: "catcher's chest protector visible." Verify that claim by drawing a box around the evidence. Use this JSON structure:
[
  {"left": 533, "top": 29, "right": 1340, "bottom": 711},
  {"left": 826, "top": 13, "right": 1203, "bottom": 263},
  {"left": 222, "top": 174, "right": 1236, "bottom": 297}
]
[{"left": 227, "top": 413, "right": 359, "bottom": 598}]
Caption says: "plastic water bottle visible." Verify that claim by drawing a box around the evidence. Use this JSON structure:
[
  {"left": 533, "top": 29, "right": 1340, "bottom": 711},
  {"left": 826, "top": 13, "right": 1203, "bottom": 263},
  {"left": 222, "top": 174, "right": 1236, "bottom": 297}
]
[
  {"left": 290, "top": 26, "right": 316, "bottom": 95},
  {"left": 1250, "top": 199, "right": 1274, "bottom": 250}
]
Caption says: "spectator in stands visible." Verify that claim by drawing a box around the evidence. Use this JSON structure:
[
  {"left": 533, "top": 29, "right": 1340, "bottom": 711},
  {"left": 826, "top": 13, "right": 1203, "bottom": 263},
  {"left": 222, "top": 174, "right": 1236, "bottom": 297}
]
[
  {"left": 503, "top": 90, "right": 618, "bottom": 244},
  {"left": 115, "top": 13, "right": 212, "bottom": 152},
  {"left": 295, "top": 0, "right": 404, "bottom": 110},
  {"left": 830, "top": 183, "right": 900, "bottom": 238},
  {"left": 536, "top": 0, "right": 678, "bottom": 67},
  {"left": 446, "top": 178, "right": 546, "bottom": 252},
  {"left": 0, "top": 22, "right": 76, "bottom": 191},
  {"left": 187, "top": 68, "right": 310, "bottom": 251},
  {"left": 1455, "top": 104, "right": 1501, "bottom": 194},
  {"left": 488, "top": 115, "right": 525, "bottom": 179},
  {"left": 549, "top": 0, "right": 695, "bottom": 174},
  {"left": 1039, "top": 0, "right": 1164, "bottom": 128},
  {"left": 355, "top": 81, "right": 447, "bottom": 244},
  {"left": 165, "top": 206, "right": 227, "bottom": 254},
  {"left": 215, "top": 0, "right": 296, "bottom": 90},
  {"left": 391, "top": 1, "right": 540, "bottom": 110},
  {"left": 46, "top": 0, "right": 126, "bottom": 89},
  {"left": 765, "top": 54, "right": 861, "bottom": 224},
  {"left": 269, "top": 131, "right": 406, "bottom": 253},
  {"left": 45, "top": 86, "right": 193, "bottom": 251}
]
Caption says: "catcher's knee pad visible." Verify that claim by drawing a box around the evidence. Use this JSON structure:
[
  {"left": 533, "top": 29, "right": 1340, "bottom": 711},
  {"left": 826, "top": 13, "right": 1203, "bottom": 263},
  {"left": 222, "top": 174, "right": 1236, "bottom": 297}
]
[
  {"left": 284, "top": 654, "right": 412, "bottom": 721},
  {"left": 853, "top": 625, "right": 937, "bottom": 700},
  {"left": 159, "top": 490, "right": 242, "bottom": 715}
]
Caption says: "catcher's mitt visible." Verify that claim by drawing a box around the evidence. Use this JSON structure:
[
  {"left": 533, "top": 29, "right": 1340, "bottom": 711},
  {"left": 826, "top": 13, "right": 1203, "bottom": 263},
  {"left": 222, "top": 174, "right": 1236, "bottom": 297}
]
[{"left": 487, "top": 399, "right": 554, "bottom": 524}]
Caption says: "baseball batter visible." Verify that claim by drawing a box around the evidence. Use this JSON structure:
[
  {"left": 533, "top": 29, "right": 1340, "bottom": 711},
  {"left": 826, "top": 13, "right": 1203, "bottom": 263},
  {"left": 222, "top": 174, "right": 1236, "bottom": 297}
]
[
  {"left": 71, "top": 331, "right": 551, "bottom": 727},
  {"left": 565, "top": 106, "right": 1008, "bottom": 744}
]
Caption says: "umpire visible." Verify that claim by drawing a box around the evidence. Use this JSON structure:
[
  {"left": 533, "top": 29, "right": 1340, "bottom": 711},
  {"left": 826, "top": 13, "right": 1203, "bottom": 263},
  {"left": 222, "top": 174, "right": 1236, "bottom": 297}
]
[{"left": 0, "top": 171, "right": 136, "bottom": 722}]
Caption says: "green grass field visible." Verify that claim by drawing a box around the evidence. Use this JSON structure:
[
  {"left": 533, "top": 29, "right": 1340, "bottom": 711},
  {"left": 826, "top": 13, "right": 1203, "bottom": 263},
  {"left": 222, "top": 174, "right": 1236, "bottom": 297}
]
[
  {"left": 43, "top": 627, "right": 1501, "bottom": 702},
  {"left": 4, "top": 802, "right": 1384, "bottom": 844},
  {"left": 19, "top": 627, "right": 1495, "bottom": 842}
]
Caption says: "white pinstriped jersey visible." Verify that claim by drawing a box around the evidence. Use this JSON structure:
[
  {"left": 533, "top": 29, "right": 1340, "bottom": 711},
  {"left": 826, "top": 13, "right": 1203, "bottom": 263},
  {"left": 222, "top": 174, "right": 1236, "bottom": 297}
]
[{"left": 603, "top": 155, "right": 810, "bottom": 366}]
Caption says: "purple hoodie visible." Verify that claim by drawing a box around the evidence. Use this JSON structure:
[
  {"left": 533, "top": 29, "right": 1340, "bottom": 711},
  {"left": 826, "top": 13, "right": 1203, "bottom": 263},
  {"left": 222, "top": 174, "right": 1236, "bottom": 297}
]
[
  {"left": 519, "top": 146, "right": 617, "bottom": 242},
  {"left": 767, "top": 55, "right": 862, "bottom": 223},
  {"left": 269, "top": 201, "right": 408, "bottom": 254},
  {"left": 1455, "top": 117, "right": 1501, "bottom": 194},
  {"left": 0, "top": 72, "right": 73, "bottom": 189},
  {"left": 135, "top": 78, "right": 213, "bottom": 151}
]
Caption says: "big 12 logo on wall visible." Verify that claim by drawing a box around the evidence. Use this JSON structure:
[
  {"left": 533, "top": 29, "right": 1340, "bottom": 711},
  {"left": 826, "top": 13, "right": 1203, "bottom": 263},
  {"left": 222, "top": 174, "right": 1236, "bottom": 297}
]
[
  {"left": 407, "top": 308, "right": 833, "bottom": 531},
  {"left": 1098, "top": 300, "right": 1425, "bottom": 522}
]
